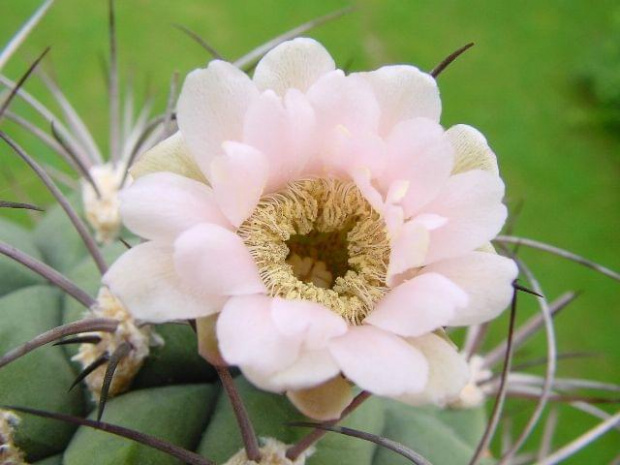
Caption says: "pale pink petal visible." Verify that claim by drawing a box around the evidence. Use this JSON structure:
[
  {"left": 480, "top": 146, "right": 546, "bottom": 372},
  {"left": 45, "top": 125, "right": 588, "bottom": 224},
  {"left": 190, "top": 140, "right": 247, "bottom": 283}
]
[
  {"left": 366, "top": 273, "right": 468, "bottom": 338},
  {"left": 423, "top": 251, "right": 518, "bottom": 326},
  {"left": 398, "top": 333, "right": 469, "bottom": 406},
  {"left": 287, "top": 376, "right": 353, "bottom": 421},
  {"left": 386, "top": 219, "right": 430, "bottom": 284},
  {"left": 216, "top": 295, "right": 300, "bottom": 373},
  {"left": 120, "top": 172, "right": 230, "bottom": 241},
  {"left": 307, "top": 70, "right": 380, "bottom": 137},
  {"left": 421, "top": 170, "right": 507, "bottom": 263},
  {"left": 329, "top": 326, "right": 428, "bottom": 396},
  {"left": 446, "top": 124, "right": 499, "bottom": 175},
  {"left": 243, "top": 349, "right": 340, "bottom": 393},
  {"left": 210, "top": 142, "right": 268, "bottom": 227},
  {"left": 271, "top": 298, "right": 348, "bottom": 350},
  {"left": 253, "top": 38, "right": 335, "bottom": 95},
  {"left": 380, "top": 118, "right": 454, "bottom": 216},
  {"left": 173, "top": 223, "right": 265, "bottom": 296},
  {"left": 355, "top": 65, "right": 441, "bottom": 134},
  {"left": 242, "top": 89, "right": 316, "bottom": 192},
  {"left": 103, "top": 241, "right": 225, "bottom": 323},
  {"left": 177, "top": 61, "right": 259, "bottom": 177},
  {"left": 196, "top": 314, "right": 225, "bottom": 366}
]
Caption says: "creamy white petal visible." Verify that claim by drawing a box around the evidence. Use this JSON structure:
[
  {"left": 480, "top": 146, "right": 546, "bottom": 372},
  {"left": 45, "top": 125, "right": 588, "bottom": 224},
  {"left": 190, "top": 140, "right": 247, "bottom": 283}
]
[
  {"left": 103, "top": 241, "right": 224, "bottom": 322},
  {"left": 398, "top": 333, "right": 470, "bottom": 406},
  {"left": 446, "top": 124, "right": 499, "bottom": 176},
  {"left": 130, "top": 131, "right": 206, "bottom": 182},
  {"left": 253, "top": 37, "right": 335, "bottom": 95},
  {"left": 287, "top": 376, "right": 353, "bottom": 421},
  {"left": 177, "top": 61, "right": 259, "bottom": 177}
]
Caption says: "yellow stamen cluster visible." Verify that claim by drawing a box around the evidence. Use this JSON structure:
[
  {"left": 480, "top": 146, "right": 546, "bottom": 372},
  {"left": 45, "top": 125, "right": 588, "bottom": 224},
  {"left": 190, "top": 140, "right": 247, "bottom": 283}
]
[
  {"left": 73, "top": 287, "right": 157, "bottom": 400},
  {"left": 238, "top": 179, "right": 390, "bottom": 324},
  {"left": 0, "top": 410, "right": 26, "bottom": 465}
]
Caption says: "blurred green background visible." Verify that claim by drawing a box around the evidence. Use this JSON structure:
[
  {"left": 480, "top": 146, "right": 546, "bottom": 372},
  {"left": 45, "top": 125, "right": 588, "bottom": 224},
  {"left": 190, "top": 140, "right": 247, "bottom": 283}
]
[{"left": 1, "top": 0, "right": 618, "bottom": 463}]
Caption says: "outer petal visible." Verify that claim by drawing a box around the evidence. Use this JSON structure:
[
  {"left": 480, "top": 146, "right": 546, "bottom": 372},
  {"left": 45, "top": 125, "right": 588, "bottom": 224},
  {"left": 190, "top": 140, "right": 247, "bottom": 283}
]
[
  {"left": 329, "top": 326, "right": 428, "bottom": 397},
  {"left": 365, "top": 273, "right": 468, "bottom": 338},
  {"left": 120, "top": 172, "right": 230, "bottom": 241},
  {"left": 242, "top": 89, "right": 316, "bottom": 192},
  {"left": 130, "top": 131, "right": 206, "bottom": 182},
  {"left": 446, "top": 124, "right": 499, "bottom": 176},
  {"left": 177, "top": 61, "right": 259, "bottom": 177},
  {"left": 253, "top": 38, "right": 335, "bottom": 95},
  {"left": 421, "top": 170, "right": 507, "bottom": 263},
  {"left": 287, "top": 376, "right": 353, "bottom": 421},
  {"left": 423, "top": 251, "right": 518, "bottom": 326},
  {"left": 381, "top": 118, "right": 454, "bottom": 216},
  {"left": 217, "top": 295, "right": 300, "bottom": 373},
  {"left": 174, "top": 223, "right": 265, "bottom": 296},
  {"left": 196, "top": 314, "right": 225, "bottom": 366},
  {"left": 271, "top": 298, "right": 347, "bottom": 350},
  {"left": 103, "top": 241, "right": 224, "bottom": 322},
  {"left": 210, "top": 142, "right": 269, "bottom": 227},
  {"left": 355, "top": 65, "right": 441, "bottom": 134},
  {"left": 398, "top": 333, "right": 470, "bottom": 406}
]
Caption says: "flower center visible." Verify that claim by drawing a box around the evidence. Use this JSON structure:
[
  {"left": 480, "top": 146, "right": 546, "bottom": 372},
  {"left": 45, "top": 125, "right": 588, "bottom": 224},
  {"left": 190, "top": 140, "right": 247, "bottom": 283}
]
[{"left": 238, "top": 179, "right": 390, "bottom": 324}]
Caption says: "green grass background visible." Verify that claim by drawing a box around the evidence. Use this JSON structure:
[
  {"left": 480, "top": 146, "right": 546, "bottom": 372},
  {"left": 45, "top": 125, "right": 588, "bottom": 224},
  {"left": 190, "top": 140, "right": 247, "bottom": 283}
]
[{"left": 1, "top": 0, "right": 618, "bottom": 463}]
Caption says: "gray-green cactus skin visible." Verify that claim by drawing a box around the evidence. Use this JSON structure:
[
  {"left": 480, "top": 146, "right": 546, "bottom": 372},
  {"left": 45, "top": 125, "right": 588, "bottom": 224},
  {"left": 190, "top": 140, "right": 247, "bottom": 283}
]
[{"left": 0, "top": 200, "right": 490, "bottom": 465}]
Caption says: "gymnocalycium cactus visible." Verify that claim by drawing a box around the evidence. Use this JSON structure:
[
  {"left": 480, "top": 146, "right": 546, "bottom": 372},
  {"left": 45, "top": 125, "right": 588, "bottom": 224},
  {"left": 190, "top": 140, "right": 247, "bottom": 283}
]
[{"left": 2, "top": 2, "right": 619, "bottom": 465}]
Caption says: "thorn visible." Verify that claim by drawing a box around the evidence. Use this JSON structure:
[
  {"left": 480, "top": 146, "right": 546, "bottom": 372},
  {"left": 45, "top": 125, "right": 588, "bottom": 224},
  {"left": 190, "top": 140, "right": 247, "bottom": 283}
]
[
  {"left": 54, "top": 335, "right": 102, "bottom": 346},
  {"left": 0, "top": 200, "right": 44, "bottom": 211},
  {"left": 0, "top": 47, "right": 50, "bottom": 119},
  {"left": 97, "top": 342, "right": 132, "bottom": 421},
  {"left": 118, "top": 237, "right": 132, "bottom": 249},
  {"left": 431, "top": 42, "right": 474, "bottom": 78},
  {"left": 513, "top": 281, "right": 543, "bottom": 297},
  {"left": 172, "top": 24, "right": 223, "bottom": 59},
  {"left": 69, "top": 353, "right": 109, "bottom": 391}
]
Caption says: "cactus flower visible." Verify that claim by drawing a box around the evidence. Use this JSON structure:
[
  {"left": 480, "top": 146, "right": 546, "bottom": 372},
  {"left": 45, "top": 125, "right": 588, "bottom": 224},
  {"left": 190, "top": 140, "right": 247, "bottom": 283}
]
[{"left": 104, "top": 38, "right": 518, "bottom": 419}]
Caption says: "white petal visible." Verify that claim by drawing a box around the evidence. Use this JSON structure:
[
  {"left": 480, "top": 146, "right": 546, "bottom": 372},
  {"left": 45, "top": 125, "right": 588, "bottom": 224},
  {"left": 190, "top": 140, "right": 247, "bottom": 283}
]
[
  {"left": 355, "top": 65, "right": 441, "bottom": 134},
  {"left": 366, "top": 273, "right": 467, "bottom": 338},
  {"left": 210, "top": 142, "right": 268, "bottom": 227},
  {"left": 423, "top": 251, "right": 518, "bottom": 326},
  {"left": 253, "top": 38, "right": 335, "bottom": 95},
  {"left": 130, "top": 131, "right": 206, "bottom": 182},
  {"left": 174, "top": 223, "right": 265, "bottom": 296},
  {"left": 216, "top": 295, "right": 300, "bottom": 373},
  {"left": 177, "top": 61, "right": 259, "bottom": 177},
  {"left": 103, "top": 241, "right": 224, "bottom": 322},
  {"left": 398, "top": 333, "right": 470, "bottom": 406},
  {"left": 446, "top": 124, "right": 499, "bottom": 176},
  {"left": 421, "top": 170, "right": 507, "bottom": 263},
  {"left": 287, "top": 376, "right": 353, "bottom": 421},
  {"left": 329, "top": 326, "right": 428, "bottom": 397},
  {"left": 120, "top": 172, "right": 230, "bottom": 241}
]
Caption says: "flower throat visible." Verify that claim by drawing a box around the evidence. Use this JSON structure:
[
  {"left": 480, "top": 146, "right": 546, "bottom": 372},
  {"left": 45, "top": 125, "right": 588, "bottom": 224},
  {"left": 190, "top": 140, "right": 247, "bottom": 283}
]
[{"left": 238, "top": 178, "right": 390, "bottom": 324}]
